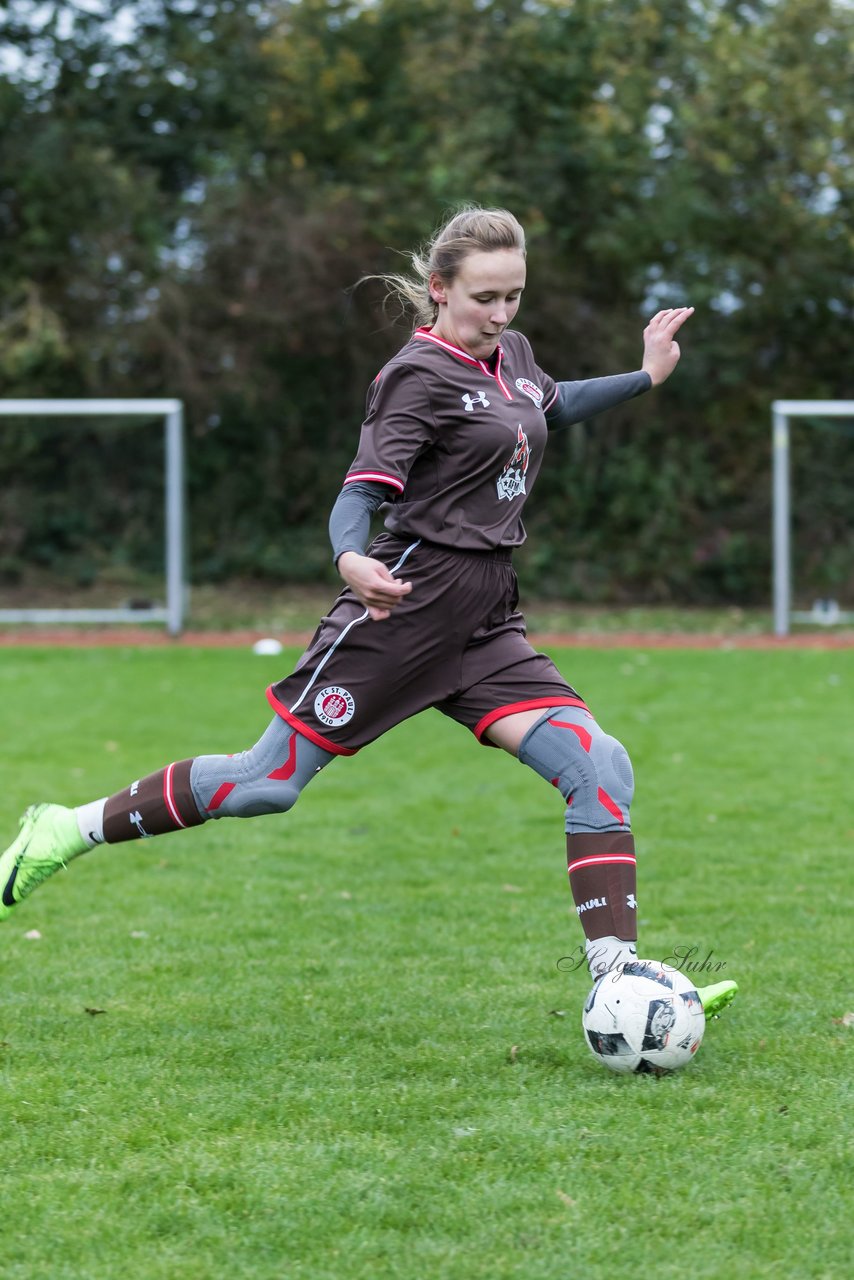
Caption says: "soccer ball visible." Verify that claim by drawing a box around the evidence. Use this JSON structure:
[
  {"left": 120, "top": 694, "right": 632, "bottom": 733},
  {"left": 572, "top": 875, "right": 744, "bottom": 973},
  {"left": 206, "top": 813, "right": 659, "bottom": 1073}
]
[{"left": 582, "top": 960, "right": 705, "bottom": 1075}]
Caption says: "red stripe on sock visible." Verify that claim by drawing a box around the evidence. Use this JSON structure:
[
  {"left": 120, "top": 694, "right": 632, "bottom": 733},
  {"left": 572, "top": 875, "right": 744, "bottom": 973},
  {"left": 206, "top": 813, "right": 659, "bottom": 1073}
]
[
  {"left": 567, "top": 853, "right": 637, "bottom": 875},
  {"left": 163, "top": 763, "right": 188, "bottom": 829}
]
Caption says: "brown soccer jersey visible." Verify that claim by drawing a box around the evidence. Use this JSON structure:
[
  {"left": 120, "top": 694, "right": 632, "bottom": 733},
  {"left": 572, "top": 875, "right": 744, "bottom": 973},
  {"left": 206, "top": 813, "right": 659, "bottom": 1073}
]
[
  {"left": 345, "top": 328, "right": 557, "bottom": 551},
  {"left": 266, "top": 326, "right": 647, "bottom": 753}
]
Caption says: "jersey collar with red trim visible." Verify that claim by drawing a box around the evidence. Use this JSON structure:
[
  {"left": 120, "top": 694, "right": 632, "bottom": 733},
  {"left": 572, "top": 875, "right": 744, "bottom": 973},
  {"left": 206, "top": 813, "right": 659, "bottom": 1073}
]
[{"left": 414, "top": 327, "right": 513, "bottom": 401}]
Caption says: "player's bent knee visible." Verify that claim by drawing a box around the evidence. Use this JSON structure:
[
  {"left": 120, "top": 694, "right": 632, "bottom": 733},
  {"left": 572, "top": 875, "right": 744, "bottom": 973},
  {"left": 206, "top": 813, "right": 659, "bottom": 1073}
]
[
  {"left": 221, "top": 785, "right": 302, "bottom": 819},
  {"left": 517, "top": 705, "right": 634, "bottom": 832},
  {"left": 190, "top": 720, "right": 334, "bottom": 821},
  {"left": 606, "top": 738, "right": 635, "bottom": 810}
]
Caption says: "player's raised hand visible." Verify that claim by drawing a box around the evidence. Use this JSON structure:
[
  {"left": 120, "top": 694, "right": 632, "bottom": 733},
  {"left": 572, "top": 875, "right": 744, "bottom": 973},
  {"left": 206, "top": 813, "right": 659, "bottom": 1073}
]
[
  {"left": 641, "top": 306, "right": 694, "bottom": 386},
  {"left": 337, "top": 551, "right": 413, "bottom": 621}
]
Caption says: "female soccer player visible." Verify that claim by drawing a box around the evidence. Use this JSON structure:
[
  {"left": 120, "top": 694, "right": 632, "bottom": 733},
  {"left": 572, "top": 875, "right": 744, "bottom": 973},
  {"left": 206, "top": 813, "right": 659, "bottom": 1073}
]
[{"left": 0, "top": 206, "right": 736, "bottom": 1018}]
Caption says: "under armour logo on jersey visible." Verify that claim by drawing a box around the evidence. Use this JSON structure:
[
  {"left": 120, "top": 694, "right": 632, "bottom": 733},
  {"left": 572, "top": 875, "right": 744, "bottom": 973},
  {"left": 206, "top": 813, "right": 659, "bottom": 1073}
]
[
  {"left": 461, "top": 391, "right": 490, "bottom": 412},
  {"left": 626, "top": 893, "right": 638, "bottom": 910}
]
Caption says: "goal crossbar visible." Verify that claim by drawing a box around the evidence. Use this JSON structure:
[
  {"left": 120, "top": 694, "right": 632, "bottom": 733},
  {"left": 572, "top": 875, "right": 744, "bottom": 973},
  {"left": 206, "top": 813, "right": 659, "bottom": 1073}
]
[
  {"left": 0, "top": 399, "right": 186, "bottom": 635},
  {"left": 772, "top": 399, "right": 854, "bottom": 635}
]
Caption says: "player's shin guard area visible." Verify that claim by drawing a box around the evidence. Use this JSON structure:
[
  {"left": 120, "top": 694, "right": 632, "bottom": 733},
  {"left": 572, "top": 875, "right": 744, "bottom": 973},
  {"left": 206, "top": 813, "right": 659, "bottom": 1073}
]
[
  {"left": 518, "top": 705, "right": 638, "bottom": 946},
  {"left": 92, "top": 721, "right": 334, "bottom": 846},
  {"left": 567, "top": 831, "right": 638, "bottom": 942},
  {"left": 103, "top": 759, "right": 204, "bottom": 842}
]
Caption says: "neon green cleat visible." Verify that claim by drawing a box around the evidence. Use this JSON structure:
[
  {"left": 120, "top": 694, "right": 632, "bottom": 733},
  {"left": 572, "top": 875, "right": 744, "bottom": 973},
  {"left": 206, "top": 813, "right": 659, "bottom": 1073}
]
[
  {"left": 0, "top": 804, "right": 86, "bottom": 921},
  {"left": 696, "top": 979, "right": 739, "bottom": 1021}
]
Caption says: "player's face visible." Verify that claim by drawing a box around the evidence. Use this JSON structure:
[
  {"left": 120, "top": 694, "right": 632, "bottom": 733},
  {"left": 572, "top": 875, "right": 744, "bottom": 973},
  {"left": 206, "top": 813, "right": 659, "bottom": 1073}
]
[{"left": 429, "top": 249, "right": 526, "bottom": 359}]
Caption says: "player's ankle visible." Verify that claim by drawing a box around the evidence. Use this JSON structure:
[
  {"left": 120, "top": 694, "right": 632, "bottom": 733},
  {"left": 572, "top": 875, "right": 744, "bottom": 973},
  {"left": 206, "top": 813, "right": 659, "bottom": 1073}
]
[
  {"left": 75, "top": 798, "right": 107, "bottom": 849},
  {"left": 585, "top": 935, "right": 638, "bottom": 979}
]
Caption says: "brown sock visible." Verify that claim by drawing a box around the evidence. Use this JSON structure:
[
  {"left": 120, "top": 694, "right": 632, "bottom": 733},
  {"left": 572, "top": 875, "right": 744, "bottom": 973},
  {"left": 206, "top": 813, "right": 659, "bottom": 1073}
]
[
  {"left": 566, "top": 830, "right": 638, "bottom": 942},
  {"left": 103, "top": 759, "right": 205, "bottom": 843}
]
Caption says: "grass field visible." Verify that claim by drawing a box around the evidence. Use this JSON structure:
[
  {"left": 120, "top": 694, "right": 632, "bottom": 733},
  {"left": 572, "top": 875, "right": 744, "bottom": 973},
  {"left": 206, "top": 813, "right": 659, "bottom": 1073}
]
[
  {"left": 0, "top": 645, "right": 851, "bottom": 1279},
  {"left": 0, "top": 573, "right": 808, "bottom": 635}
]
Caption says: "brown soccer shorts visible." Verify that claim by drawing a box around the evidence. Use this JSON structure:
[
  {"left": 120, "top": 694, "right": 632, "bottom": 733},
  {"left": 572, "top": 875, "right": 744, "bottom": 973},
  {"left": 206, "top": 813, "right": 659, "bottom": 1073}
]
[{"left": 266, "top": 534, "right": 586, "bottom": 755}]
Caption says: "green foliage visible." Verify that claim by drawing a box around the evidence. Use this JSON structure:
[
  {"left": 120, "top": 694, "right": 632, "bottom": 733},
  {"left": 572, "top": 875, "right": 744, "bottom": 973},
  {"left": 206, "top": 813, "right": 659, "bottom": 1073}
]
[
  {"left": 1, "top": 0, "right": 852, "bottom": 602},
  {"left": 0, "top": 644, "right": 852, "bottom": 1277}
]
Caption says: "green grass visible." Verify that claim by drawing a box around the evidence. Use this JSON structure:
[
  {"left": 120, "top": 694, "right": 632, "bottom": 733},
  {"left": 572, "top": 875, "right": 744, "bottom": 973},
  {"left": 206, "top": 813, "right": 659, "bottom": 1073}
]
[
  {"left": 1, "top": 646, "right": 851, "bottom": 1279},
  {"left": 0, "top": 572, "right": 838, "bottom": 634}
]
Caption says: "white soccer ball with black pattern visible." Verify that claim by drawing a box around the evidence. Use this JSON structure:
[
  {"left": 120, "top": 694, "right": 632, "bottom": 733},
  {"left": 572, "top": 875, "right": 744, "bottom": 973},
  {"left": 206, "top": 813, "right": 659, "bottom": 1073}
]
[{"left": 582, "top": 960, "right": 705, "bottom": 1074}]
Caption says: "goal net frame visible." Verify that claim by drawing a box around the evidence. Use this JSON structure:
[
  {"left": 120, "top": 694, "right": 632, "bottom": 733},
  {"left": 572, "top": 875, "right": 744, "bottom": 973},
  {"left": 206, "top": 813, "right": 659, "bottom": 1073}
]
[
  {"left": 0, "top": 399, "right": 186, "bottom": 635},
  {"left": 772, "top": 399, "right": 854, "bottom": 635}
]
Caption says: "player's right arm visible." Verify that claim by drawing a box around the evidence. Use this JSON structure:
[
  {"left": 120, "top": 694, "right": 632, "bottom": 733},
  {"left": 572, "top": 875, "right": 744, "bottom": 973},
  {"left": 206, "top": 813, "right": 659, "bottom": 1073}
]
[
  {"left": 337, "top": 549, "right": 412, "bottom": 622},
  {"left": 328, "top": 481, "right": 412, "bottom": 621},
  {"left": 329, "top": 361, "right": 433, "bottom": 620}
]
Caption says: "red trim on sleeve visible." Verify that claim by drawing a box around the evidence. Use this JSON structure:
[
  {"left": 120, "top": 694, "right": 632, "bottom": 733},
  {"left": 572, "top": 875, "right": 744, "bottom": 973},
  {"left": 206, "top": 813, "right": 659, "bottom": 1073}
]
[
  {"left": 266, "top": 687, "right": 358, "bottom": 756},
  {"left": 473, "top": 697, "right": 590, "bottom": 744},
  {"left": 344, "top": 472, "right": 405, "bottom": 493},
  {"left": 543, "top": 387, "right": 559, "bottom": 412}
]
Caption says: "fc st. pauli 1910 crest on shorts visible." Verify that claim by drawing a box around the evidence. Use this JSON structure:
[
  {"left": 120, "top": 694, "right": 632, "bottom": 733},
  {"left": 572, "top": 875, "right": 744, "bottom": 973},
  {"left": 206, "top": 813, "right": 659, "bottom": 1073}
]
[
  {"left": 496, "top": 425, "right": 530, "bottom": 502},
  {"left": 314, "top": 686, "right": 356, "bottom": 727}
]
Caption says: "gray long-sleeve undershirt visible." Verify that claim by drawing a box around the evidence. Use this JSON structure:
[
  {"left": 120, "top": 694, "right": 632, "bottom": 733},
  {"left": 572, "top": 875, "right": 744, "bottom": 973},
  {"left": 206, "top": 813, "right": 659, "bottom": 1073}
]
[
  {"left": 329, "top": 480, "right": 389, "bottom": 566},
  {"left": 544, "top": 369, "right": 651, "bottom": 431},
  {"left": 328, "top": 370, "right": 652, "bottom": 563}
]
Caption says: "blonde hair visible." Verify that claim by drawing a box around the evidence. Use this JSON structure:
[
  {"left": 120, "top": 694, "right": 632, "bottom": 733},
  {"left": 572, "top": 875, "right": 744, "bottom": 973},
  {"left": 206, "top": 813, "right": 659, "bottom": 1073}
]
[{"left": 373, "top": 205, "right": 526, "bottom": 328}]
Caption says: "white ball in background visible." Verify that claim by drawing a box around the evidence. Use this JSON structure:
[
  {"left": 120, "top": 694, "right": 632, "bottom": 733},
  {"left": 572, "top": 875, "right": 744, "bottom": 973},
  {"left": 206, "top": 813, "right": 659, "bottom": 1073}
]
[{"left": 252, "top": 637, "right": 283, "bottom": 656}]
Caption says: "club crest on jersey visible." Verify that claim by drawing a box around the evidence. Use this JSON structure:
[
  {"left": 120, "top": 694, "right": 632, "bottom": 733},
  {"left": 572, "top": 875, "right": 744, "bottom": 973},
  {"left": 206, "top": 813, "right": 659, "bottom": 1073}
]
[
  {"left": 314, "top": 685, "right": 356, "bottom": 728},
  {"left": 461, "top": 390, "right": 490, "bottom": 412},
  {"left": 496, "top": 425, "right": 530, "bottom": 501},
  {"left": 515, "top": 377, "right": 543, "bottom": 407}
]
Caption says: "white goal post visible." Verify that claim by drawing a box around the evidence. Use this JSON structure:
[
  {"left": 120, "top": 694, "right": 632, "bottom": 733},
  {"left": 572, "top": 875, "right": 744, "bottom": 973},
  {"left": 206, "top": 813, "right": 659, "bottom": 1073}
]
[
  {"left": 772, "top": 399, "right": 854, "bottom": 636},
  {"left": 0, "top": 399, "right": 186, "bottom": 635}
]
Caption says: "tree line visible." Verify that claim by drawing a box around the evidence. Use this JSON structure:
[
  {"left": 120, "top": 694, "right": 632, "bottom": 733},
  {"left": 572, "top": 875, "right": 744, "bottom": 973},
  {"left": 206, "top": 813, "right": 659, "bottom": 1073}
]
[{"left": 1, "top": 0, "right": 852, "bottom": 604}]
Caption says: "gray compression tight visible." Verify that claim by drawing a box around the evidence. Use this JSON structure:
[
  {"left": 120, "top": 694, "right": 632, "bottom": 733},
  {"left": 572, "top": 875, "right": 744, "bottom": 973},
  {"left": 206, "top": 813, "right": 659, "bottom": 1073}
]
[
  {"left": 518, "top": 705, "right": 634, "bottom": 833},
  {"left": 190, "top": 717, "right": 334, "bottom": 819}
]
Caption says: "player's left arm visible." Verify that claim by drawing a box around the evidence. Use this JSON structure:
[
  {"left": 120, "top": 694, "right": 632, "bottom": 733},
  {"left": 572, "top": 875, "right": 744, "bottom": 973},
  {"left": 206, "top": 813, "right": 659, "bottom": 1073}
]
[
  {"left": 544, "top": 306, "right": 694, "bottom": 430},
  {"left": 641, "top": 306, "right": 694, "bottom": 386}
]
